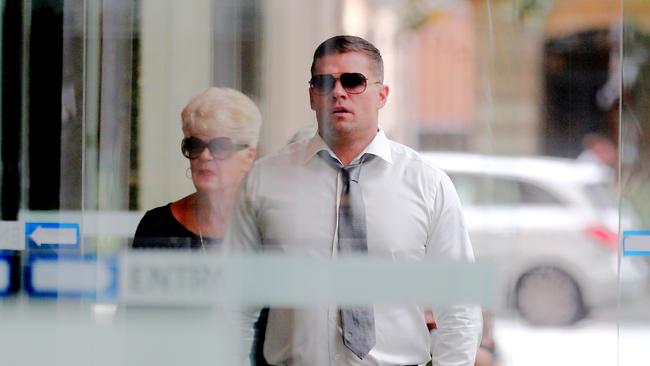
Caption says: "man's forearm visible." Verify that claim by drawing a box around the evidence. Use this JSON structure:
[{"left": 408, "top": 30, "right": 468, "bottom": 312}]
[{"left": 430, "top": 304, "right": 483, "bottom": 366}]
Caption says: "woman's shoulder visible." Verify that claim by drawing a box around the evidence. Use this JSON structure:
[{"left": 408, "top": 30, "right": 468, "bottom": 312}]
[
  {"left": 134, "top": 203, "right": 179, "bottom": 237},
  {"left": 139, "top": 203, "right": 175, "bottom": 226},
  {"left": 132, "top": 203, "right": 199, "bottom": 249}
]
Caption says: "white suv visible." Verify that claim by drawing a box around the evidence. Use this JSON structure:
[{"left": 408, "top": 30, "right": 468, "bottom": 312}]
[{"left": 422, "top": 152, "right": 648, "bottom": 326}]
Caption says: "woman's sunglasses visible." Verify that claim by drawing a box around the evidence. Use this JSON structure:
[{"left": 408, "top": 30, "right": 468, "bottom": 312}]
[
  {"left": 181, "top": 136, "right": 248, "bottom": 160},
  {"left": 309, "top": 72, "right": 379, "bottom": 95}
]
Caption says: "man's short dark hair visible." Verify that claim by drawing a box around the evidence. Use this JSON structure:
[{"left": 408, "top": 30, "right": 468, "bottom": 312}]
[{"left": 310, "top": 35, "right": 384, "bottom": 82}]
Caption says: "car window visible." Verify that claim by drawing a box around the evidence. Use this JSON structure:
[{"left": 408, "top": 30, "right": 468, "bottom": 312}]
[
  {"left": 584, "top": 183, "right": 616, "bottom": 210},
  {"left": 448, "top": 173, "right": 563, "bottom": 206},
  {"left": 447, "top": 173, "right": 483, "bottom": 206},
  {"left": 518, "top": 180, "right": 563, "bottom": 205}
]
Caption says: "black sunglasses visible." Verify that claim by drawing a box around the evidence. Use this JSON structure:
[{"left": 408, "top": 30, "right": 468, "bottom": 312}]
[
  {"left": 181, "top": 136, "right": 248, "bottom": 160},
  {"left": 309, "top": 72, "right": 379, "bottom": 95}
]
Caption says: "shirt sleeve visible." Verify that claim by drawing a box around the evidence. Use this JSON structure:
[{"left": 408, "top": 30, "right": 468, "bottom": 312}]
[
  {"left": 223, "top": 168, "right": 263, "bottom": 365},
  {"left": 224, "top": 167, "right": 263, "bottom": 253},
  {"left": 426, "top": 172, "right": 483, "bottom": 366}
]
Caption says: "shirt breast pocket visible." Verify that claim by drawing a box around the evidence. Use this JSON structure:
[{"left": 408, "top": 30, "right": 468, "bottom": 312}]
[
  {"left": 365, "top": 188, "right": 428, "bottom": 259},
  {"left": 260, "top": 199, "right": 335, "bottom": 256}
]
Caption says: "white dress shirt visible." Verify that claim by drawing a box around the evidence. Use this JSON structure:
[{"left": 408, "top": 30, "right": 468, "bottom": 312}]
[{"left": 226, "top": 130, "right": 482, "bottom": 366}]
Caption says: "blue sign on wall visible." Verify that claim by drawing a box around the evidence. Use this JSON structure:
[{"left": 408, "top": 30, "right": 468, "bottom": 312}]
[
  {"left": 623, "top": 231, "right": 650, "bottom": 256},
  {"left": 0, "top": 255, "right": 11, "bottom": 296},
  {"left": 25, "top": 254, "right": 118, "bottom": 300},
  {"left": 0, "top": 252, "right": 19, "bottom": 297},
  {"left": 26, "top": 222, "right": 80, "bottom": 250}
]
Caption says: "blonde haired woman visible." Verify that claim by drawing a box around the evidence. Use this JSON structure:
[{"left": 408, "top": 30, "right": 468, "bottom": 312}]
[{"left": 133, "top": 87, "right": 261, "bottom": 250}]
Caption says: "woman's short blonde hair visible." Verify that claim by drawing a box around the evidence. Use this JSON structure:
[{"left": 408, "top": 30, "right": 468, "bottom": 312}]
[{"left": 181, "top": 87, "right": 262, "bottom": 146}]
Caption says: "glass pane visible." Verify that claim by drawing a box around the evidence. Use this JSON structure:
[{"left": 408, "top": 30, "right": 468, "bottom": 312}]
[
  {"left": 619, "top": 1, "right": 650, "bottom": 366},
  {"left": 4, "top": 1, "right": 649, "bottom": 365}
]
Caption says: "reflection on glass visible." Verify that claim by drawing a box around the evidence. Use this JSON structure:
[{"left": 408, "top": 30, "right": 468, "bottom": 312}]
[
  {"left": 7, "top": 1, "right": 650, "bottom": 365},
  {"left": 619, "top": 2, "right": 650, "bottom": 366}
]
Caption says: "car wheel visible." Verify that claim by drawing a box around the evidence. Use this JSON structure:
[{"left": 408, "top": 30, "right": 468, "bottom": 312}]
[{"left": 515, "top": 266, "right": 586, "bottom": 326}]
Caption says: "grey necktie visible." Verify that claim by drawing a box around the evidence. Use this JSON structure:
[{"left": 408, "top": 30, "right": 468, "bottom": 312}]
[{"left": 319, "top": 151, "right": 376, "bottom": 360}]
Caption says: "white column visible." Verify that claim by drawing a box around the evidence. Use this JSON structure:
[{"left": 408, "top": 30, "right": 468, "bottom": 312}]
[{"left": 139, "top": 0, "right": 212, "bottom": 209}]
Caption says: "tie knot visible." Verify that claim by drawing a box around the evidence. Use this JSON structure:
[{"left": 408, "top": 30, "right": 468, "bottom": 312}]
[
  {"left": 342, "top": 163, "right": 362, "bottom": 183},
  {"left": 317, "top": 151, "right": 372, "bottom": 183}
]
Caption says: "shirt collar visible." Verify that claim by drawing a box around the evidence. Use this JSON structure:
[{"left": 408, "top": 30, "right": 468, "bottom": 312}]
[{"left": 300, "top": 129, "right": 393, "bottom": 165}]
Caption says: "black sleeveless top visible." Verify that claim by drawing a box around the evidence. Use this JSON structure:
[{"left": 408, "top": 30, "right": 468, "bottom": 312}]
[{"left": 132, "top": 203, "right": 222, "bottom": 250}]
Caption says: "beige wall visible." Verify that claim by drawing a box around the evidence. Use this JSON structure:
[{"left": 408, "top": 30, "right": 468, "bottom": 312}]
[
  {"left": 256, "top": 0, "right": 339, "bottom": 156},
  {"left": 139, "top": 0, "right": 341, "bottom": 209},
  {"left": 139, "top": 0, "right": 212, "bottom": 209}
]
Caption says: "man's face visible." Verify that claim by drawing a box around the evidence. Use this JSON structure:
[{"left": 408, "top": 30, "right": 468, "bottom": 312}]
[{"left": 309, "top": 51, "right": 389, "bottom": 144}]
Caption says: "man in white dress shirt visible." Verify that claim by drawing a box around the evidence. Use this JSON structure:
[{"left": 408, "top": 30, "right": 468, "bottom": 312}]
[{"left": 227, "top": 35, "right": 482, "bottom": 366}]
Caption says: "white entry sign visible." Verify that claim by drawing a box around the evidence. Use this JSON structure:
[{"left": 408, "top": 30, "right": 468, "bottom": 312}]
[{"left": 119, "top": 251, "right": 494, "bottom": 307}]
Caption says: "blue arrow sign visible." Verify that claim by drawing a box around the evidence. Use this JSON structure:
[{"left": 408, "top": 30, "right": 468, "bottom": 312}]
[
  {"left": 0, "top": 252, "right": 19, "bottom": 297},
  {"left": 25, "top": 254, "right": 118, "bottom": 300},
  {"left": 0, "top": 255, "right": 11, "bottom": 296},
  {"left": 623, "top": 231, "right": 650, "bottom": 256},
  {"left": 26, "top": 222, "right": 80, "bottom": 250}
]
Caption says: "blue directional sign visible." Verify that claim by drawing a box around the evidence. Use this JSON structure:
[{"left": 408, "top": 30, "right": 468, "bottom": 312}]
[
  {"left": 26, "top": 222, "right": 80, "bottom": 250},
  {"left": 0, "top": 254, "right": 12, "bottom": 296},
  {"left": 623, "top": 231, "right": 650, "bottom": 256},
  {"left": 0, "top": 252, "right": 19, "bottom": 297},
  {"left": 25, "top": 254, "right": 118, "bottom": 300}
]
